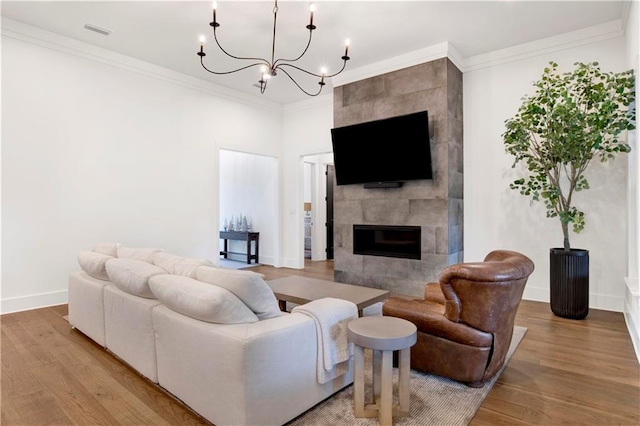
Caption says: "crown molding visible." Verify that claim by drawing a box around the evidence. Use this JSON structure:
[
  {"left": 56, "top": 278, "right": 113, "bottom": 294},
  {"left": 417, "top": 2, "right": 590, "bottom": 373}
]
[
  {"left": 462, "top": 19, "right": 625, "bottom": 72},
  {"left": 2, "top": 15, "right": 629, "bottom": 108},
  {"left": 1, "top": 18, "right": 282, "bottom": 112},
  {"left": 282, "top": 93, "right": 333, "bottom": 114},
  {"left": 332, "top": 42, "right": 464, "bottom": 88},
  {"left": 331, "top": 18, "right": 625, "bottom": 85}
]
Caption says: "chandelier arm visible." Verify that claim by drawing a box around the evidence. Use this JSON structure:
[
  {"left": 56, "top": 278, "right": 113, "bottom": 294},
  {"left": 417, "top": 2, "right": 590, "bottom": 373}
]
[
  {"left": 278, "top": 67, "right": 323, "bottom": 97},
  {"left": 324, "top": 60, "right": 348, "bottom": 78},
  {"left": 276, "top": 63, "right": 321, "bottom": 78},
  {"left": 272, "top": 30, "right": 313, "bottom": 67},
  {"left": 277, "top": 60, "right": 347, "bottom": 79},
  {"left": 200, "top": 58, "right": 267, "bottom": 75},
  {"left": 212, "top": 26, "right": 270, "bottom": 64}
]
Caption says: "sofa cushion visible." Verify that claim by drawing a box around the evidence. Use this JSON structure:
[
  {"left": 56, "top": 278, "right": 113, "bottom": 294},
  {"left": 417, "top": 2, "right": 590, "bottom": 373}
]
[
  {"left": 152, "top": 252, "right": 212, "bottom": 278},
  {"left": 149, "top": 274, "right": 259, "bottom": 324},
  {"left": 105, "top": 258, "right": 166, "bottom": 298},
  {"left": 196, "top": 266, "right": 281, "bottom": 320},
  {"left": 78, "top": 250, "right": 114, "bottom": 281},
  {"left": 93, "top": 242, "right": 120, "bottom": 257},
  {"left": 117, "top": 246, "right": 162, "bottom": 263}
]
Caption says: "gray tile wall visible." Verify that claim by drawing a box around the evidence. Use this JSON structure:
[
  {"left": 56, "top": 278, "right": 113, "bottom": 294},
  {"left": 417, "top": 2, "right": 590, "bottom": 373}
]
[{"left": 333, "top": 58, "right": 463, "bottom": 297}]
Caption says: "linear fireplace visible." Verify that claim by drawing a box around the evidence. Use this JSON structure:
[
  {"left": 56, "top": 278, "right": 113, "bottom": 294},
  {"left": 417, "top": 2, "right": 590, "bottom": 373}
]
[{"left": 353, "top": 225, "right": 421, "bottom": 260}]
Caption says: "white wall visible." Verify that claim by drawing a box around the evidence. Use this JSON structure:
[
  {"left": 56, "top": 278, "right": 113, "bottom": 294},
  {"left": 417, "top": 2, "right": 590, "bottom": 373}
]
[
  {"left": 464, "top": 36, "right": 630, "bottom": 311},
  {"left": 624, "top": 0, "right": 639, "bottom": 360},
  {"left": 281, "top": 96, "right": 334, "bottom": 268},
  {"left": 1, "top": 24, "right": 282, "bottom": 313},
  {"left": 219, "top": 149, "right": 278, "bottom": 265}
]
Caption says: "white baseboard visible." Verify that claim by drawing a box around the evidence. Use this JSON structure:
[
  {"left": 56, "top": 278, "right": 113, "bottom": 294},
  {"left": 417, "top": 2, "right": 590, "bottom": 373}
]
[
  {"left": 280, "top": 257, "right": 304, "bottom": 269},
  {"left": 522, "top": 286, "right": 548, "bottom": 303},
  {"left": 624, "top": 309, "right": 640, "bottom": 364},
  {"left": 624, "top": 278, "right": 640, "bottom": 363},
  {"left": 522, "top": 286, "right": 624, "bottom": 312},
  {"left": 1, "top": 290, "right": 68, "bottom": 315},
  {"left": 590, "top": 293, "right": 625, "bottom": 312}
]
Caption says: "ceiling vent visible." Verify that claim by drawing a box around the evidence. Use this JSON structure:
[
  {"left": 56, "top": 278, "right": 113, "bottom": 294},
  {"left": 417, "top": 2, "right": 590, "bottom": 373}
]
[{"left": 83, "top": 24, "right": 112, "bottom": 36}]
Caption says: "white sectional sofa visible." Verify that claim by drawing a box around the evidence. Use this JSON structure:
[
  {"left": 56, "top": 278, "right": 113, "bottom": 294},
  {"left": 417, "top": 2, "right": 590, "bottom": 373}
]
[{"left": 68, "top": 244, "right": 355, "bottom": 426}]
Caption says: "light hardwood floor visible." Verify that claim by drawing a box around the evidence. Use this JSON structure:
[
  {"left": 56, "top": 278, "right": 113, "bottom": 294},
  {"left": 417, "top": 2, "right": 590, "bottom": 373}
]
[{"left": 2, "top": 260, "right": 639, "bottom": 425}]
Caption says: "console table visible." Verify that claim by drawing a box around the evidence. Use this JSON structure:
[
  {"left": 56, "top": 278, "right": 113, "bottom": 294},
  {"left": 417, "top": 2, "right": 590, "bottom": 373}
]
[{"left": 220, "top": 231, "right": 259, "bottom": 264}]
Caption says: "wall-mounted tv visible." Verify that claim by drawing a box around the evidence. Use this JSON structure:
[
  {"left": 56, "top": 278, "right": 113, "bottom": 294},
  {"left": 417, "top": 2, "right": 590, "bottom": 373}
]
[{"left": 330, "top": 110, "right": 432, "bottom": 187}]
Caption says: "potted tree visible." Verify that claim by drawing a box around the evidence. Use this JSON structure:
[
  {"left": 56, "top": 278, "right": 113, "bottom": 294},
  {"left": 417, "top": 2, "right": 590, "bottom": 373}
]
[{"left": 503, "top": 61, "right": 635, "bottom": 319}]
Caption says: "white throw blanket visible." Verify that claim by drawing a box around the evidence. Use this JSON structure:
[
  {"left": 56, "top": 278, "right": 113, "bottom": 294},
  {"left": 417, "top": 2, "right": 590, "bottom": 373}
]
[{"left": 292, "top": 298, "right": 358, "bottom": 384}]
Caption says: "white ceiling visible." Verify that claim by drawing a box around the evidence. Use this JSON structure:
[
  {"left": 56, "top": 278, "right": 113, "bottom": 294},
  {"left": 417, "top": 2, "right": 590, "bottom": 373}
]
[{"left": 1, "top": 1, "right": 630, "bottom": 104}]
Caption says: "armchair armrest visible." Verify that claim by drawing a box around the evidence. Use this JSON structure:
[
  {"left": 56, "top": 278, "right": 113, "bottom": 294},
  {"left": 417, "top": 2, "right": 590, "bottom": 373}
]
[
  {"left": 382, "top": 298, "right": 492, "bottom": 347},
  {"left": 424, "top": 282, "right": 445, "bottom": 304}
]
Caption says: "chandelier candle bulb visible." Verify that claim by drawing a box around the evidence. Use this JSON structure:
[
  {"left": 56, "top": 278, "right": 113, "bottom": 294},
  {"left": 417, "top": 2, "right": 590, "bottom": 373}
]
[
  {"left": 309, "top": 3, "right": 315, "bottom": 27},
  {"left": 197, "top": 35, "right": 206, "bottom": 56},
  {"left": 212, "top": 1, "right": 217, "bottom": 24}
]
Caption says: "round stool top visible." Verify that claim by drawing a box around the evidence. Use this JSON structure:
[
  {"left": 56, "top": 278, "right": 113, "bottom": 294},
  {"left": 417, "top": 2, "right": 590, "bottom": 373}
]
[{"left": 348, "top": 316, "right": 417, "bottom": 351}]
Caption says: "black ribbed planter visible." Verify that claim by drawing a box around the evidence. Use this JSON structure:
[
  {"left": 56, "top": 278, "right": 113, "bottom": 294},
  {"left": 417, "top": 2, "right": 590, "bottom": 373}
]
[{"left": 550, "top": 248, "right": 589, "bottom": 319}]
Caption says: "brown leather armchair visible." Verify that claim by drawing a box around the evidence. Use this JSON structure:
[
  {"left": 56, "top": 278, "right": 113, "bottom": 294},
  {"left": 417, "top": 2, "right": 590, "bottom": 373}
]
[{"left": 382, "top": 250, "right": 534, "bottom": 387}]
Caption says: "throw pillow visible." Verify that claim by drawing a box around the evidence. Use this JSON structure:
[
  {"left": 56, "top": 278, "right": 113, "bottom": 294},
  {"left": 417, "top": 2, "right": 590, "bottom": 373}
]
[
  {"left": 152, "top": 252, "right": 212, "bottom": 278},
  {"left": 92, "top": 242, "right": 120, "bottom": 257},
  {"left": 149, "top": 274, "right": 259, "bottom": 324},
  {"left": 105, "top": 258, "right": 166, "bottom": 298},
  {"left": 117, "top": 246, "right": 163, "bottom": 263},
  {"left": 196, "top": 266, "right": 281, "bottom": 320},
  {"left": 77, "top": 250, "right": 114, "bottom": 281}
]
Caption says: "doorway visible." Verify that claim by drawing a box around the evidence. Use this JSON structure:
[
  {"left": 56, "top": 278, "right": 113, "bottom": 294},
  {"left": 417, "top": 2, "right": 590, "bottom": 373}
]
[
  {"left": 218, "top": 149, "right": 278, "bottom": 266},
  {"left": 301, "top": 153, "right": 333, "bottom": 261}
]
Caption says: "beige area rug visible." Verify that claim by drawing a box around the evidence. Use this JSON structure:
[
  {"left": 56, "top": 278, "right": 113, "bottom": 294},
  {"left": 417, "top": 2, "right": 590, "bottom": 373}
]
[{"left": 287, "top": 326, "right": 527, "bottom": 426}]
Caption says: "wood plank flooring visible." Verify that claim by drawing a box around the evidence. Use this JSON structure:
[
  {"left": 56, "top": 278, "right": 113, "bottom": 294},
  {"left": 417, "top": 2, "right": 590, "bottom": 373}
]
[{"left": 2, "top": 260, "right": 639, "bottom": 425}]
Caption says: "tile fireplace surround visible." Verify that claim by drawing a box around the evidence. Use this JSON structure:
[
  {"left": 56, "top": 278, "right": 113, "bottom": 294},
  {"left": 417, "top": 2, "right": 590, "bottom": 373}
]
[{"left": 333, "top": 58, "right": 463, "bottom": 297}]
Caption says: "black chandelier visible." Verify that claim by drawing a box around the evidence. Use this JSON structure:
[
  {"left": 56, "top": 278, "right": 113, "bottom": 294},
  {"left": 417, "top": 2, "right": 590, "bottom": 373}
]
[{"left": 197, "top": 1, "right": 350, "bottom": 97}]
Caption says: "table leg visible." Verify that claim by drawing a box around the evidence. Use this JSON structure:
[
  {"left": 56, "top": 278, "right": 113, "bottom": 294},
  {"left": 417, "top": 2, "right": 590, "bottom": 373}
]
[
  {"left": 353, "top": 345, "right": 365, "bottom": 418},
  {"left": 397, "top": 347, "right": 411, "bottom": 416},
  {"left": 379, "top": 350, "right": 393, "bottom": 426},
  {"left": 255, "top": 234, "right": 259, "bottom": 263},
  {"left": 373, "top": 349, "right": 381, "bottom": 401},
  {"left": 278, "top": 300, "right": 287, "bottom": 312},
  {"left": 246, "top": 238, "right": 251, "bottom": 264}
]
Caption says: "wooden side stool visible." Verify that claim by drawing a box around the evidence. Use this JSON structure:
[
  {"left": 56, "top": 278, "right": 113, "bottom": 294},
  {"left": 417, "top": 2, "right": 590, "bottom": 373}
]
[{"left": 348, "top": 316, "right": 417, "bottom": 426}]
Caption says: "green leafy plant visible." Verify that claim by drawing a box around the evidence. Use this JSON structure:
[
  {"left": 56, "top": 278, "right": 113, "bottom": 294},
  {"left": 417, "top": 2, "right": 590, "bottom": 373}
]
[{"left": 503, "top": 61, "right": 635, "bottom": 251}]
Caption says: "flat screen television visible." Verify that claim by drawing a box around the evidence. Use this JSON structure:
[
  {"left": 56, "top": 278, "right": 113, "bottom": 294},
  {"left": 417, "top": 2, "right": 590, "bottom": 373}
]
[{"left": 330, "top": 110, "right": 432, "bottom": 187}]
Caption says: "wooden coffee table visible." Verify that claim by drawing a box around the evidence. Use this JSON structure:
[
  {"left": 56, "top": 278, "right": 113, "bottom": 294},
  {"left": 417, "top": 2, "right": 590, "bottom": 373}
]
[{"left": 267, "top": 276, "right": 390, "bottom": 317}]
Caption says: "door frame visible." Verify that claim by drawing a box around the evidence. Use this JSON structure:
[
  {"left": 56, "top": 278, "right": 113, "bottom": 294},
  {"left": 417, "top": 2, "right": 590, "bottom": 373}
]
[{"left": 299, "top": 152, "right": 333, "bottom": 266}]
